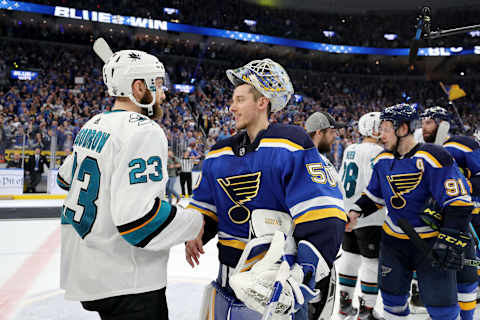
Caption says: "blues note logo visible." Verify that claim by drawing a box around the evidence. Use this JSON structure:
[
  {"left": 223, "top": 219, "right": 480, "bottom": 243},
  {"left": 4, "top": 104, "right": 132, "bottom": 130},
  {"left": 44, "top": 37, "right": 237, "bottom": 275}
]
[
  {"left": 387, "top": 172, "right": 423, "bottom": 209},
  {"left": 217, "top": 172, "right": 261, "bottom": 224}
]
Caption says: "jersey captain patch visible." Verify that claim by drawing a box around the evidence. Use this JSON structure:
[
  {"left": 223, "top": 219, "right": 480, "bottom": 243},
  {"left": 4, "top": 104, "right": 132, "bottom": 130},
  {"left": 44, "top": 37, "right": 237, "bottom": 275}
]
[
  {"left": 217, "top": 172, "right": 262, "bottom": 224},
  {"left": 387, "top": 171, "right": 423, "bottom": 209}
]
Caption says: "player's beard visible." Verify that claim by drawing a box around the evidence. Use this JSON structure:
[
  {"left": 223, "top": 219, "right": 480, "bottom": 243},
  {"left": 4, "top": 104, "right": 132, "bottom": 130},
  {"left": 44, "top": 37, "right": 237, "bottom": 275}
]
[
  {"left": 139, "top": 90, "right": 163, "bottom": 121},
  {"left": 317, "top": 140, "right": 331, "bottom": 154},
  {"left": 423, "top": 128, "right": 436, "bottom": 143}
]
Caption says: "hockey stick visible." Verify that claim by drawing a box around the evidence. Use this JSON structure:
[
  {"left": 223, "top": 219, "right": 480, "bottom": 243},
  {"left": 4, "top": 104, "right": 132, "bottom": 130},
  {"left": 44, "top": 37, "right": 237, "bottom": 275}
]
[
  {"left": 93, "top": 37, "right": 114, "bottom": 63},
  {"left": 397, "top": 218, "right": 480, "bottom": 267}
]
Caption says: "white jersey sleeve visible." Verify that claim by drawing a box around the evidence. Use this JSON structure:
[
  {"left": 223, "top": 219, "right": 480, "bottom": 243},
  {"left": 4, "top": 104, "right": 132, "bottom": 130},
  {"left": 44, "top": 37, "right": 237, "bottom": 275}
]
[
  {"left": 57, "top": 153, "right": 75, "bottom": 190},
  {"left": 340, "top": 142, "right": 386, "bottom": 228},
  {"left": 110, "top": 123, "right": 202, "bottom": 250}
]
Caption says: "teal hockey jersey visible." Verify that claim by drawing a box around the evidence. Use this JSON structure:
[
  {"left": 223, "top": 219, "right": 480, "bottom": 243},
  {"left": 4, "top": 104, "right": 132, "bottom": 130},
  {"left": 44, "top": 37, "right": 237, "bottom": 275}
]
[
  {"left": 358, "top": 143, "right": 473, "bottom": 239},
  {"left": 188, "top": 123, "right": 346, "bottom": 268}
]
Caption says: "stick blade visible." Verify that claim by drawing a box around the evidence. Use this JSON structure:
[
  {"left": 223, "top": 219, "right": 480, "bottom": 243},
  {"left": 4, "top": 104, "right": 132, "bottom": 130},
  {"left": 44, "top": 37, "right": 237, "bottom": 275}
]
[{"left": 93, "top": 38, "right": 114, "bottom": 63}]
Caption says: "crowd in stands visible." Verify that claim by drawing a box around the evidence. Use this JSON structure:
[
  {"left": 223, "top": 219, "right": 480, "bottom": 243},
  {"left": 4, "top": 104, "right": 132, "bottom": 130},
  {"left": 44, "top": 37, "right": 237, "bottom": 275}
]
[
  {"left": 22, "top": 0, "right": 480, "bottom": 48},
  {"left": 1, "top": 30, "right": 479, "bottom": 170}
]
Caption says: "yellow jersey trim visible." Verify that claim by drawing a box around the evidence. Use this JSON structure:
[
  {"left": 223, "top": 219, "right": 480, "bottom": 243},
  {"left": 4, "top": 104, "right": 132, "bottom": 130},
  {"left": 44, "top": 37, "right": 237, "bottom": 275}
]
[
  {"left": 444, "top": 142, "right": 473, "bottom": 152},
  {"left": 382, "top": 223, "right": 438, "bottom": 239},
  {"left": 218, "top": 239, "right": 246, "bottom": 250},
  {"left": 294, "top": 208, "right": 347, "bottom": 225},
  {"left": 187, "top": 204, "right": 219, "bottom": 222},
  {"left": 260, "top": 138, "right": 304, "bottom": 150},
  {"left": 415, "top": 151, "right": 442, "bottom": 168}
]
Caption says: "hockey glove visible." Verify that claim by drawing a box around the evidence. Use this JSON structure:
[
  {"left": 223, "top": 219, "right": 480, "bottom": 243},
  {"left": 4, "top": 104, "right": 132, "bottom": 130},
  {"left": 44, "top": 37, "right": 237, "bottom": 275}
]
[
  {"left": 229, "top": 231, "right": 305, "bottom": 319},
  {"left": 419, "top": 206, "right": 443, "bottom": 231},
  {"left": 431, "top": 228, "right": 470, "bottom": 271}
]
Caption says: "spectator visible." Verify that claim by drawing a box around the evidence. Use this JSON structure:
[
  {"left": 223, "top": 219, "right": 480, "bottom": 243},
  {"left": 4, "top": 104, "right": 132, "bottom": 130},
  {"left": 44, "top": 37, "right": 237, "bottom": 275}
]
[
  {"left": 6, "top": 152, "right": 22, "bottom": 168},
  {"left": 25, "top": 147, "right": 48, "bottom": 193}
]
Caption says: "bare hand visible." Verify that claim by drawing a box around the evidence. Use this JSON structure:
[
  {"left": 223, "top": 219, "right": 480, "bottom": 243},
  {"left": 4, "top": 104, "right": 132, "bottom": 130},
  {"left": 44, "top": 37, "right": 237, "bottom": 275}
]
[
  {"left": 185, "top": 220, "right": 205, "bottom": 267},
  {"left": 345, "top": 210, "right": 361, "bottom": 232}
]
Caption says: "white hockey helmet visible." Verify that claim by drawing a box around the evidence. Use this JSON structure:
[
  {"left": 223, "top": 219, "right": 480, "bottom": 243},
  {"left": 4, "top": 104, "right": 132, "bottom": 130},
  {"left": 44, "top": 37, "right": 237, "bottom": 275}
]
[
  {"left": 474, "top": 129, "right": 480, "bottom": 143},
  {"left": 102, "top": 50, "right": 165, "bottom": 116},
  {"left": 226, "top": 58, "right": 294, "bottom": 112},
  {"left": 358, "top": 112, "right": 381, "bottom": 138}
]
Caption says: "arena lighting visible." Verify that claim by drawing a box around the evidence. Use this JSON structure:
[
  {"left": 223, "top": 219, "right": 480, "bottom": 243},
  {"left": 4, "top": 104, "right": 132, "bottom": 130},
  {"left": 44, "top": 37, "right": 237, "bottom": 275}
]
[
  {"left": 163, "top": 8, "right": 178, "bottom": 15},
  {"left": 469, "top": 31, "right": 480, "bottom": 37},
  {"left": 174, "top": 84, "right": 195, "bottom": 93},
  {"left": 384, "top": 34, "right": 398, "bottom": 40},
  {"left": 10, "top": 70, "right": 38, "bottom": 80},
  {"left": 1, "top": 0, "right": 480, "bottom": 56},
  {"left": 244, "top": 19, "right": 257, "bottom": 27},
  {"left": 323, "top": 31, "right": 335, "bottom": 38}
]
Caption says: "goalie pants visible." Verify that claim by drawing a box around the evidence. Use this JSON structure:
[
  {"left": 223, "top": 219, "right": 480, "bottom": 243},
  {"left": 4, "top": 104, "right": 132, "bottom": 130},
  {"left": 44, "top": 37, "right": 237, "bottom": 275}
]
[
  {"left": 379, "top": 232, "right": 459, "bottom": 320},
  {"left": 81, "top": 287, "right": 168, "bottom": 320}
]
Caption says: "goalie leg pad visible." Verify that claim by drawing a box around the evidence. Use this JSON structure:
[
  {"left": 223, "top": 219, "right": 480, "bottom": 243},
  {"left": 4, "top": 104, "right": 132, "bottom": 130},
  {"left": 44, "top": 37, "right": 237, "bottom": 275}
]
[
  {"left": 297, "top": 240, "right": 330, "bottom": 286},
  {"left": 208, "top": 280, "right": 264, "bottom": 320}
]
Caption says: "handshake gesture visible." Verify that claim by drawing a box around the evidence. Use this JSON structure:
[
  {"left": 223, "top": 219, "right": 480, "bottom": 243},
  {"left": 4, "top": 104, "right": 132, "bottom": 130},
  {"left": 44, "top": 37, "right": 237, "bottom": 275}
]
[{"left": 345, "top": 210, "right": 362, "bottom": 232}]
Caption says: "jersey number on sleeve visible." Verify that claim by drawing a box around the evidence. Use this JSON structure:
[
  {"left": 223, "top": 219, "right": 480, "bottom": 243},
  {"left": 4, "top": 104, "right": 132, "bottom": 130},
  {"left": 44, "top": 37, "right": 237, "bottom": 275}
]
[
  {"left": 63, "top": 152, "right": 100, "bottom": 239},
  {"left": 342, "top": 162, "right": 359, "bottom": 198},
  {"left": 128, "top": 156, "right": 163, "bottom": 184}
]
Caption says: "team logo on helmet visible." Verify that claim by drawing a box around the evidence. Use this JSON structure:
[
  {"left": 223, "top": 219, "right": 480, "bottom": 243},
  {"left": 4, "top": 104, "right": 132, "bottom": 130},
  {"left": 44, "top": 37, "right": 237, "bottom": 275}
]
[{"left": 128, "top": 52, "right": 141, "bottom": 60}]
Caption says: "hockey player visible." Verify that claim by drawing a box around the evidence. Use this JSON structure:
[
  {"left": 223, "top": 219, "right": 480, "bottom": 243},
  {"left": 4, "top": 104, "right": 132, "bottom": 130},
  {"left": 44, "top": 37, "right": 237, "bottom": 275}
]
[
  {"left": 337, "top": 112, "right": 385, "bottom": 320},
  {"left": 305, "top": 110, "right": 346, "bottom": 319},
  {"left": 57, "top": 40, "right": 203, "bottom": 320},
  {"left": 347, "top": 103, "right": 474, "bottom": 320},
  {"left": 421, "top": 106, "right": 480, "bottom": 320},
  {"left": 184, "top": 58, "right": 346, "bottom": 319}
]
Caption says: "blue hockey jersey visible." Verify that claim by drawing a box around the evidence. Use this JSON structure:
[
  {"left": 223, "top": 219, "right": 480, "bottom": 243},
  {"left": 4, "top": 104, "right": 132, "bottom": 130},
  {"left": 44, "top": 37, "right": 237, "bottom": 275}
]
[
  {"left": 444, "top": 135, "right": 480, "bottom": 221},
  {"left": 360, "top": 143, "right": 473, "bottom": 239},
  {"left": 188, "top": 123, "right": 346, "bottom": 268}
]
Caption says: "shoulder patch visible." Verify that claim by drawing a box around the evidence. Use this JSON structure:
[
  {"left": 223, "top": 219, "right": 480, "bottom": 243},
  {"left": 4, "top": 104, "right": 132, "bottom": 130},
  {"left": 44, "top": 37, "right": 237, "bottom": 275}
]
[
  {"left": 415, "top": 143, "right": 454, "bottom": 168},
  {"left": 444, "top": 135, "right": 480, "bottom": 153},
  {"left": 264, "top": 123, "right": 314, "bottom": 149}
]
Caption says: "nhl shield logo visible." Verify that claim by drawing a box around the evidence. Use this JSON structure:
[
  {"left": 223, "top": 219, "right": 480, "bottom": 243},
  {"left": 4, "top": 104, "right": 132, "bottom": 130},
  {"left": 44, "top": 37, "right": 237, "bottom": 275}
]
[{"left": 239, "top": 147, "right": 246, "bottom": 156}]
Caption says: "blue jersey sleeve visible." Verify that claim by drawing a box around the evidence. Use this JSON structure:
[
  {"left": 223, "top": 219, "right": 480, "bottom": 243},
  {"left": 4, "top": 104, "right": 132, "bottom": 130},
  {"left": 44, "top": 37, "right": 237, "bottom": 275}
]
[
  {"left": 285, "top": 147, "right": 346, "bottom": 266},
  {"left": 189, "top": 159, "right": 218, "bottom": 223},
  {"left": 421, "top": 145, "right": 473, "bottom": 231},
  {"left": 364, "top": 152, "right": 392, "bottom": 206}
]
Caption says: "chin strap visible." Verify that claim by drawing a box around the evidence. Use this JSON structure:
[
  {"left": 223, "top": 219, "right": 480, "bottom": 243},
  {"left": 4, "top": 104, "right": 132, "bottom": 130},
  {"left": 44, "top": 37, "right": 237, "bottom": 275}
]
[{"left": 128, "top": 92, "right": 155, "bottom": 116}]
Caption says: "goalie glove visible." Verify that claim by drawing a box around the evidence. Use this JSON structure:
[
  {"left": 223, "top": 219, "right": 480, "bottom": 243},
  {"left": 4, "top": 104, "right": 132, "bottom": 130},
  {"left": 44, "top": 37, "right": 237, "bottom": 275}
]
[
  {"left": 229, "top": 231, "right": 305, "bottom": 318},
  {"left": 229, "top": 232, "right": 330, "bottom": 318}
]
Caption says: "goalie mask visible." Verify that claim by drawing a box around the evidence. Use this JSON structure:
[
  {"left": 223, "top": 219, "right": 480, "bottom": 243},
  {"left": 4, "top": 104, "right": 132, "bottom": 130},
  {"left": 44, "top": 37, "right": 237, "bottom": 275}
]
[
  {"left": 102, "top": 50, "right": 165, "bottom": 116},
  {"left": 358, "top": 112, "right": 381, "bottom": 139},
  {"left": 226, "top": 58, "right": 294, "bottom": 112}
]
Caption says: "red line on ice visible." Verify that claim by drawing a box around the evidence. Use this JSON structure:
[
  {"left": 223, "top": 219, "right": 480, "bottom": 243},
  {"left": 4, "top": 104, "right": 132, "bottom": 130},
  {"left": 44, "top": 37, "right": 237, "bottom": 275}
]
[{"left": 0, "top": 225, "right": 60, "bottom": 320}]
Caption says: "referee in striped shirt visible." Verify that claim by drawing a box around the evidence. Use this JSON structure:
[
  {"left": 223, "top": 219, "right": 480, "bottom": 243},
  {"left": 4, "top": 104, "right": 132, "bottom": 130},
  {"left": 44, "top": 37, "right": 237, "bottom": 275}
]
[{"left": 179, "top": 150, "right": 195, "bottom": 197}]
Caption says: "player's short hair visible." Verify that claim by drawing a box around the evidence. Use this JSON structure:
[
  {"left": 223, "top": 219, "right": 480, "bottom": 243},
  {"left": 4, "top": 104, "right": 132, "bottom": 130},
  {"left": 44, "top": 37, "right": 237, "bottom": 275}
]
[{"left": 248, "top": 85, "right": 272, "bottom": 115}]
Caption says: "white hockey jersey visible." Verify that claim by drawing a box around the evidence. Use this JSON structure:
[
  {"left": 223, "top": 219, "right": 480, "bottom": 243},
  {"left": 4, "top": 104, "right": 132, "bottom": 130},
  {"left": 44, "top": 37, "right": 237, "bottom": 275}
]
[
  {"left": 57, "top": 109, "right": 202, "bottom": 301},
  {"left": 339, "top": 142, "right": 386, "bottom": 229}
]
